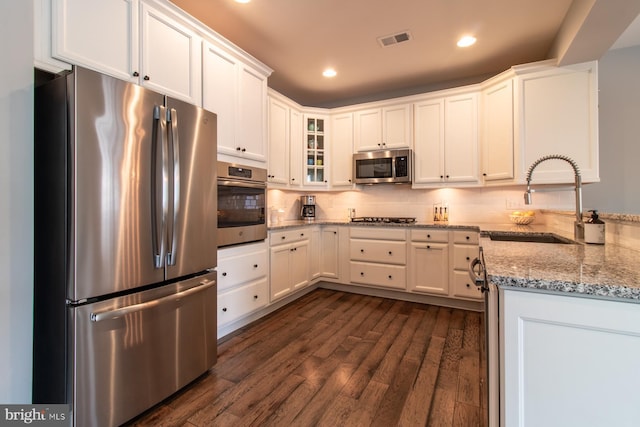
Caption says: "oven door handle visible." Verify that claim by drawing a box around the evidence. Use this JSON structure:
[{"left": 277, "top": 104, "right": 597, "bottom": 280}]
[{"left": 217, "top": 179, "right": 266, "bottom": 189}]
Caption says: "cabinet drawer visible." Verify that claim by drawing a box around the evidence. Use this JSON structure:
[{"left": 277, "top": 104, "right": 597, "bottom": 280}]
[
  {"left": 350, "top": 261, "right": 406, "bottom": 290},
  {"left": 452, "top": 244, "right": 479, "bottom": 271},
  {"left": 350, "top": 227, "right": 406, "bottom": 241},
  {"left": 451, "top": 270, "right": 482, "bottom": 300},
  {"left": 452, "top": 230, "right": 479, "bottom": 244},
  {"left": 270, "top": 228, "right": 310, "bottom": 246},
  {"left": 218, "top": 278, "right": 268, "bottom": 326},
  {"left": 350, "top": 239, "right": 406, "bottom": 264},
  {"left": 218, "top": 248, "right": 268, "bottom": 291},
  {"left": 411, "top": 229, "right": 449, "bottom": 243}
]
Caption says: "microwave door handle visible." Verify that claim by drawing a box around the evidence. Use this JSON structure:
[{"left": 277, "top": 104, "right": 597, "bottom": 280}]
[
  {"left": 151, "top": 105, "right": 168, "bottom": 269},
  {"left": 167, "top": 108, "right": 180, "bottom": 266}
]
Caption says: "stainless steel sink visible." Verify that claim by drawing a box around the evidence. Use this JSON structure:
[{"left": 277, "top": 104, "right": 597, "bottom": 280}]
[{"left": 487, "top": 232, "right": 576, "bottom": 244}]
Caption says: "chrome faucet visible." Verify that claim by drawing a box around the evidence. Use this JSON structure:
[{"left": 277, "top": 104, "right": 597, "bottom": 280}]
[{"left": 524, "top": 154, "right": 584, "bottom": 240}]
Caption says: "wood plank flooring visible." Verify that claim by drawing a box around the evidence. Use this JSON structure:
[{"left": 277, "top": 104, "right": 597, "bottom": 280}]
[{"left": 127, "top": 289, "right": 485, "bottom": 427}]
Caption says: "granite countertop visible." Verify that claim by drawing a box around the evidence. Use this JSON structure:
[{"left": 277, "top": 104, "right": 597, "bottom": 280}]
[{"left": 268, "top": 219, "right": 480, "bottom": 231}]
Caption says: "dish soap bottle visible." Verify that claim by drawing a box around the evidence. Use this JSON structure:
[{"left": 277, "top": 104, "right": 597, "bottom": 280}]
[{"left": 584, "top": 210, "right": 605, "bottom": 244}]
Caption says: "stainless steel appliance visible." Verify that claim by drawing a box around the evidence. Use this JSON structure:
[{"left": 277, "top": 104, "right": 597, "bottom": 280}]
[
  {"left": 33, "top": 67, "right": 218, "bottom": 427},
  {"left": 217, "top": 161, "right": 267, "bottom": 247},
  {"left": 469, "top": 246, "right": 499, "bottom": 427},
  {"left": 300, "top": 195, "right": 316, "bottom": 220},
  {"left": 353, "top": 149, "right": 412, "bottom": 184}
]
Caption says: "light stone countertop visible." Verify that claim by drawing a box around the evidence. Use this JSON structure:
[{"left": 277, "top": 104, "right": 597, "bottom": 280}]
[{"left": 267, "top": 218, "right": 640, "bottom": 303}]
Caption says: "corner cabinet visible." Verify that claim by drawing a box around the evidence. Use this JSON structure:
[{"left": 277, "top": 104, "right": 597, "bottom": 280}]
[
  {"left": 413, "top": 91, "right": 480, "bottom": 186},
  {"left": 515, "top": 60, "right": 599, "bottom": 184},
  {"left": 51, "top": 0, "right": 202, "bottom": 105},
  {"left": 204, "top": 42, "right": 269, "bottom": 162},
  {"left": 354, "top": 104, "right": 412, "bottom": 152}
]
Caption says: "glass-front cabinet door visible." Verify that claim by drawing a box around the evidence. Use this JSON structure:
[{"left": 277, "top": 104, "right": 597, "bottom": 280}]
[{"left": 305, "top": 115, "right": 328, "bottom": 186}]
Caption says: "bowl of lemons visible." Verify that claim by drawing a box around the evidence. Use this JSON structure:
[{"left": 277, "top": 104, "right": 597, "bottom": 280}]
[{"left": 510, "top": 210, "right": 535, "bottom": 225}]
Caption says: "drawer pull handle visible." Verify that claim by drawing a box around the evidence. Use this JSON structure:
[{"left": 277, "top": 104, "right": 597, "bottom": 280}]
[
  {"left": 222, "top": 272, "right": 227, "bottom": 276},
  {"left": 222, "top": 307, "right": 227, "bottom": 312}
]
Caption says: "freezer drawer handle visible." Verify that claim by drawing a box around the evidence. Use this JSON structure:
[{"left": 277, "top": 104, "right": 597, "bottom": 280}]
[{"left": 90, "top": 280, "right": 215, "bottom": 322}]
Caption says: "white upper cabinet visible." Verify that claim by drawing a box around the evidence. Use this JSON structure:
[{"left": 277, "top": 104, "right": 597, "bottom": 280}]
[
  {"left": 50, "top": 0, "right": 202, "bottom": 105},
  {"left": 515, "top": 61, "right": 599, "bottom": 184},
  {"left": 205, "top": 42, "right": 269, "bottom": 162},
  {"left": 139, "top": 1, "right": 201, "bottom": 103},
  {"left": 331, "top": 112, "right": 355, "bottom": 187},
  {"left": 354, "top": 104, "right": 412, "bottom": 151},
  {"left": 267, "top": 96, "right": 291, "bottom": 185},
  {"left": 481, "top": 77, "right": 514, "bottom": 182},
  {"left": 34, "top": 0, "right": 71, "bottom": 73},
  {"left": 413, "top": 91, "right": 479, "bottom": 186},
  {"left": 51, "top": 0, "right": 137, "bottom": 81}
]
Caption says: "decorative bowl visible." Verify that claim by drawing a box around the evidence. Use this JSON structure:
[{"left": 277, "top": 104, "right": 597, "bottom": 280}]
[{"left": 510, "top": 214, "right": 535, "bottom": 225}]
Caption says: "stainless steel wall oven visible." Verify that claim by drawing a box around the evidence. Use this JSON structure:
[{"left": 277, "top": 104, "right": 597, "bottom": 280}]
[{"left": 217, "top": 161, "right": 267, "bottom": 247}]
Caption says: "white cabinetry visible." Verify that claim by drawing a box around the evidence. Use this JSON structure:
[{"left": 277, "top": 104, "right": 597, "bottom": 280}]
[
  {"left": 515, "top": 60, "right": 599, "bottom": 183},
  {"left": 481, "top": 76, "right": 514, "bottom": 181},
  {"left": 349, "top": 227, "right": 407, "bottom": 290},
  {"left": 34, "top": 0, "right": 71, "bottom": 73},
  {"left": 204, "top": 42, "right": 269, "bottom": 162},
  {"left": 267, "top": 94, "right": 304, "bottom": 186},
  {"left": 501, "top": 289, "right": 640, "bottom": 427},
  {"left": 330, "top": 113, "right": 355, "bottom": 187},
  {"left": 450, "top": 231, "right": 481, "bottom": 300},
  {"left": 354, "top": 104, "right": 412, "bottom": 151},
  {"left": 51, "top": 0, "right": 202, "bottom": 105},
  {"left": 413, "top": 91, "right": 479, "bottom": 186},
  {"left": 217, "top": 241, "right": 269, "bottom": 334},
  {"left": 269, "top": 228, "right": 310, "bottom": 301},
  {"left": 320, "top": 226, "right": 340, "bottom": 279},
  {"left": 409, "top": 229, "right": 449, "bottom": 295}
]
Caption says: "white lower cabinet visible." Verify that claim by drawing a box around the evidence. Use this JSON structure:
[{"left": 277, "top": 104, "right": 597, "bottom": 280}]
[
  {"left": 217, "top": 241, "right": 268, "bottom": 331},
  {"left": 269, "top": 228, "right": 310, "bottom": 301},
  {"left": 409, "top": 230, "right": 449, "bottom": 295},
  {"left": 501, "top": 289, "right": 640, "bottom": 427},
  {"left": 349, "top": 227, "right": 407, "bottom": 290},
  {"left": 320, "top": 226, "right": 339, "bottom": 279},
  {"left": 450, "top": 230, "right": 482, "bottom": 300}
]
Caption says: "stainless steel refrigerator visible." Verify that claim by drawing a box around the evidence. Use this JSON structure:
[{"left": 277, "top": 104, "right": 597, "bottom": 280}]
[{"left": 33, "top": 67, "right": 218, "bottom": 426}]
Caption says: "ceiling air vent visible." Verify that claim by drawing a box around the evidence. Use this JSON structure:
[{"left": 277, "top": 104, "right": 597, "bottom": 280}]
[{"left": 377, "top": 31, "right": 412, "bottom": 47}]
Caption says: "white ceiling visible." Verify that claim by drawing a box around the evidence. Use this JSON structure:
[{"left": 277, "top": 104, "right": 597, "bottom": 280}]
[{"left": 171, "top": 0, "right": 640, "bottom": 108}]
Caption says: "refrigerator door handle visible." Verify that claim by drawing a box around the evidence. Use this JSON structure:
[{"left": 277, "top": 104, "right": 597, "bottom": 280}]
[
  {"left": 167, "top": 108, "right": 180, "bottom": 266},
  {"left": 151, "top": 105, "right": 168, "bottom": 269},
  {"left": 90, "top": 279, "right": 215, "bottom": 322}
]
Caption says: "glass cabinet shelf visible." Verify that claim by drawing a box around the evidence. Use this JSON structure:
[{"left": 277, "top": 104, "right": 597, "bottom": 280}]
[{"left": 305, "top": 117, "right": 326, "bottom": 184}]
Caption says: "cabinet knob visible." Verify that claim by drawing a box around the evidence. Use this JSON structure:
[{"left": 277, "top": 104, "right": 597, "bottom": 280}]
[
  {"left": 446, "top": 175, "right": 450, "bottom": 179},
  {"left": 132, "top": 71, "right": 139, "bottom": 77},
  {"left": 427, "top": 245, "right": 431, "bottom": 249},
  {"left": 333, "top": 231, "right": 337, "bottom": 235},
  {"left": 483, "top": 173, "right": 487, "bottom": 176},
  {"left": 360, "top": 272, "right": 364, "bottom": 276},
  {"left": 236, "top": 147, "right": 242, "bottom": 151},
  {"left": 222, "top": 307, "right": 227, "bottom": 312},
  {"left": 360, "top": 249, "right": 364, "bottom": 253},
  {"left": 143, "top": 75, "right": 150, "bottom": 81},
  {"left": 291, "top": 178, "right": 295, "bottom": 181},
  {"left": 254, "top": 295, "right": 259, "bottom": 299},
  {"left": 466, "top": 236, "right": 470, "bottom": 240},
  {"left": 222, "top": 272, "right": 227, "bottom": 276},
  {"left": 388, "top": 275, "right": 392, "bottom": 279},
  {"left": 253, "top": 264, "right": 258, "bottom": 268},
  {"left": 281, "top": 236, "right": 286, "bottom": 240},
  {"left": 466, "top": 283, "right": 471, "bottom": 288},
  {"left": 300, "top": 233, "right": 305, "bottom": 237},
  {"left": 427, "top": 234, "right": 431, "bottom": 238},
  {"left": 242, "top": 148, "right": 246, "bottom": 152},
  {"left": 388, "top": 251, "right": 393, "bottom": 255},
  {"left": 440, "top": 175, "right": 444, "bottom": 179},
  {"left": 466, "top": 257, "right": 470, "bottom": 261}
]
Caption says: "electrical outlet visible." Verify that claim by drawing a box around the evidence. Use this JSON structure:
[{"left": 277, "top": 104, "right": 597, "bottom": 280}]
[{"left": 505, "top": 198, "right": 522, "bottom": 210}]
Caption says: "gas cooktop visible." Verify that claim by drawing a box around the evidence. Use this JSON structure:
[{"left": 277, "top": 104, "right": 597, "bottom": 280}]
[{"left": 351, "top": 217, "right": 416, "bottom": 224}]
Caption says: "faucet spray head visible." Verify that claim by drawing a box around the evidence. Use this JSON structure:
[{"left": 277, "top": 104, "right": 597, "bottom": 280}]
[{"left": 524, "top": 190, "right": 532, "bottom": 205}]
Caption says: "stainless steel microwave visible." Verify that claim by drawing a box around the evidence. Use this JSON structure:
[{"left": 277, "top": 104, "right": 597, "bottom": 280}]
[{"left": 353, "top": 149, "right": 412, "bottom": 184}]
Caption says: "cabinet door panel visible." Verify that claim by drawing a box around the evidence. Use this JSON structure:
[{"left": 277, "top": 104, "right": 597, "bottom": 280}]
[
  {"left": 382, "top": 104, "right": 412, "bottom": 149},
  {"left": 238, "top": 67, "right": 267, "bottom": 161},
  {"left": 444, "top": 93, "right": 478, "bottom": 183},
  {"left": 203, "top": 43, "right": 237, "bottom": 152},
  {"left": 52, "top": 0, "right": 137, "bottom": 82},
  {"left": 331, "top": 113, "right": 354, "bottom": 187},
  {"left": 482, "top": 79, "right": 514, "bottom": 181},
  {"left": 140, "top": 3, "right": 201, "bottom": 104},
  {"left": 354, "top": 108, "right": 382, "bottom": 151},
  {"left": 267, "top": 98, "right": 290, "bottom": 185},
  {"left": 291, "top": 242, "right": 310, "bottom": 290},
  {"left": 409, "top": 243, "right": 448, "bottom": 295},
  {"left": 414, "top": 99, "right": 445, "bottom": 184},
  {"left": 269, "top": 245, "right": 292, "bottom": 300}
]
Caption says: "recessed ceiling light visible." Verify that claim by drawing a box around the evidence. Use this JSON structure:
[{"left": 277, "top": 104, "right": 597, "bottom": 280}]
[
  {"left": 323, "top": 69, "right": 337, "bottom": 78},
  {"left": 457, "top": 36, "right": 477, "bottom": 47},
  {"left": 234, "top": 0, "right": 250, "bottom": 3}
]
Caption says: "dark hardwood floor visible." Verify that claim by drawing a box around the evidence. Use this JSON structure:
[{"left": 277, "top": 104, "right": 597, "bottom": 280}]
[{"left": 128, "top": 289, "right": 485, "bottom": 427}]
